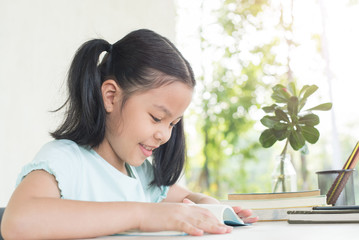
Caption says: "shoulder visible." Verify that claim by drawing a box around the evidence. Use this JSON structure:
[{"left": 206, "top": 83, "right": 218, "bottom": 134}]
[
  {"left": 36, "top": 139, "right": 86, "bottom": 156},
  {"left": 16, "top": 140, "right": 89, "bottom": 197},
  {"left": 32, "top": 139, "right": 91, "bottom": 164}
]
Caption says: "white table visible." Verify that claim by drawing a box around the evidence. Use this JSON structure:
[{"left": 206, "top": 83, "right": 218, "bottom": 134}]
[{"left": 90, "top": 221, "right": 358, "bottom": 240}]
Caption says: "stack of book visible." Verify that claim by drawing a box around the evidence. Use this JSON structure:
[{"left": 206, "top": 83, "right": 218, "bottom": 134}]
[
  {"left": 287, "top": 205, "right": 359, "bottom": 224},
  {"left": 221, "top": 190, "right": 328, "bottom": 221}
]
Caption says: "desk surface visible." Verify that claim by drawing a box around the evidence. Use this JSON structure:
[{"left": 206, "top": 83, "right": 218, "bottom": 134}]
[{"left": 90, "top": 221, "right": 358, "bottom": 240}]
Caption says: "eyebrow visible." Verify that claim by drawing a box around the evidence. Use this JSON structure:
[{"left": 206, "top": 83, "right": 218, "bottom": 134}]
[
  {"left": 153, "top": 104, "right": 173, "bottom": 117},
  {"left": 153, "top": 104, "right": 183, "bottom": 121}
]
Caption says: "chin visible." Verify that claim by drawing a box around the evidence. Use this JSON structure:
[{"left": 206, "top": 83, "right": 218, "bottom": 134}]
[{"left": 130, "top": 158, "right": 147, "bottom": 167}]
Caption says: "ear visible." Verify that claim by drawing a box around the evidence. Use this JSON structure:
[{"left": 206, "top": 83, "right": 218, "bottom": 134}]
[{"left": 101, "top": 79, "right": 121, "bottom": 113}]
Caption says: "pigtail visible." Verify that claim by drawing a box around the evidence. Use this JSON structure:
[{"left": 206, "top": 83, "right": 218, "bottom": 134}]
[
  {"left": 151, "top": 119, "right": 186, "bottom": 186},
  {"left": 52, "top": 30, "right": 195, "bottom": 187},
  {"left": 51, "top": 39, "right": 112, "bottom": 147}
]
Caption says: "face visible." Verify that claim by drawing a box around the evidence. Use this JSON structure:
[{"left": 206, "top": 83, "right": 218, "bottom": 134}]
[{"left": 96, "top": 80, "right": 193, "bottom": 173}]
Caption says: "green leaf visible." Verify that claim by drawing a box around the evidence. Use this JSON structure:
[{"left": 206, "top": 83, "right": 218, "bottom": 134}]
[
  {"left": 302, "top": 126, "right": 320, "bottom": 144},
  {"left": 288, "top": 82, "right": 297, "bottom": 96},
  {"left": 259, "top": 129, "right": 277, "bottom": 148},
  {"left": 298, "top": 98, "right": 307, "bottom": 111},
  {"left": 287, "top": 96, "right": 299, "bottom": 116},
  {"left": 289, "top": 129, "right": 305, "bottom": 150},
  {"left": 302, "top": 85, "right": 318, "bottom": 101},
  {"left": 272, "top": 84, "right": 286, "bottom": 92},
  {"left": 275, "top": 109, "right": 290, "bottom": 122},
  {"left": 262, "top": 104, "right": 278, "bottom": 113},
  {"left": 273, "top": 129, "right": 289, "bottom": 140},
  {"left": 260, "top": 116, "right": 279, "bottom": 128},
  {"left": 299, "top": 85, "right": 310, "bottom": 97},
  {"left": 271, "top": 84, "right": 291, "bottom": 103},
  {"left": 306, "top": 103, "right": 332, "bottom": 111},
  {"left": 298, "top": 114, "right": 320, "bottom": 126},
  {"left": 273, "top": 122, "right": 288, "bottom": 131}
]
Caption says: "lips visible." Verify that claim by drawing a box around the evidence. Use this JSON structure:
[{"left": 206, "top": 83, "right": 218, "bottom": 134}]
[{"left": 139, "top": 143, "right": 156, "bottom": 157}]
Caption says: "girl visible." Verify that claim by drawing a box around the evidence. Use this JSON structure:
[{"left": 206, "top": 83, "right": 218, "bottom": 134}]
[{"left": 2, "top": 29, "right": 257, "bottom": 239}]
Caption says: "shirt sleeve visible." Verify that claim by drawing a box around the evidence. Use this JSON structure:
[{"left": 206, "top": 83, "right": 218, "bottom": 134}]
[{"left": 16, "top": 140, "right": 81, "bottom": 199}]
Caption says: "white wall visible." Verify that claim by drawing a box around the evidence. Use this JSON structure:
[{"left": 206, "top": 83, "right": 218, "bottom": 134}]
[{"left": 0, "top": 0, "right": 176, "bottom": 206}]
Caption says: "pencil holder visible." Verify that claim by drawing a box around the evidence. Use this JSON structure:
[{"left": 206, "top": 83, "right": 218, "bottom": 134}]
[{"left": 316, "top": 169, "right": 355, "bottom": 206}]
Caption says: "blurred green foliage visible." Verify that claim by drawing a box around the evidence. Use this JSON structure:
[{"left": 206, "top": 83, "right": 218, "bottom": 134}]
[
  {"left": 185, "top": 0, "right": 284, "bottom": 198},
  {"left": 183, "top": 0, "right": 354, "bottom": 199}
]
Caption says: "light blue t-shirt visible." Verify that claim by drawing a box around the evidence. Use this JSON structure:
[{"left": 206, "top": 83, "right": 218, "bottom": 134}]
[{"left": 16, "top": 140, "right": 169, "bottom": 202}]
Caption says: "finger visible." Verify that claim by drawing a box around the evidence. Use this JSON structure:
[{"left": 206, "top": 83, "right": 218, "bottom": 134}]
[
  {"left": 237, "top": 209, "right": 253, "bottom": 218},
  {"left": 182, "top": 198, "right": 195, "bottom": 204},
  {"left": 243, "top": 216, "right": 259, "bottom": 224},
  {"left": 223, "top": 225, "right": 233, "bottom": 233},
  {"left": 232, "top": 206, "right": 242, "bottom": 214},
  {"left": 182, "top": 213, "right": 229, "bottom": 235},
  {"left": 180, "top": 221, "right": 204, "bottom": 236},
  {"left": 183, "top": 222, "right": 232, "bottom": 236},
  {"left": 198, "top": 222, "right": 232, "bottom": 234},
  {"left": 190, "top": 209, "right": 232, "bottom": 234},
  {"left": 232, "top": 206, "right": 254, "bottom": 219}
]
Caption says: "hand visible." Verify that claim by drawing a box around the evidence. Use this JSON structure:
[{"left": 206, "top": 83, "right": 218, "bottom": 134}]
[
  {"left": 184, "top": 198, "right": 258, "bottom": 223},
  {"left": 139, "top": 202, "right": 233, "bottom": 236},
  {"left": 182, "top": 198, "right": 195, "bottom": 204},
  {"left": 232, "top": 206, "right": 259, "bottom": 224}
]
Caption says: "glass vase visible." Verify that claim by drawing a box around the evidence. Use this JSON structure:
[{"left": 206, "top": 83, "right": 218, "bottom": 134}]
[{"left": 272, "top": 154, "right": 297, "bottom": 192}]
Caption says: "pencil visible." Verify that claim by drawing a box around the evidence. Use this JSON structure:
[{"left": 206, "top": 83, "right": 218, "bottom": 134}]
[{"left": 326, "top": 141, "right": 359, "bottom": 205}]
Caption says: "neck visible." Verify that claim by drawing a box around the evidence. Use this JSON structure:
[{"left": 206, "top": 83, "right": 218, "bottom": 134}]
[{"left": 93, "top": 141, "right": 128, "bottom": 176}]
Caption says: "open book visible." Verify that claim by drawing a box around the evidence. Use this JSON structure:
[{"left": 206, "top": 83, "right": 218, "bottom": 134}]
[{"left": 117, "top": 204, "right": 247, "bottom": 236}]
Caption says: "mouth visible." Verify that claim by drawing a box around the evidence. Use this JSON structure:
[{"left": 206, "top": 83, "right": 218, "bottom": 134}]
[{"left": 139, "top": 143, "right": 157, "bottom": 157}]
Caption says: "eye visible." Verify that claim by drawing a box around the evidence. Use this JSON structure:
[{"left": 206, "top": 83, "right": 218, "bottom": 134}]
[
  {"left": 150, "top": 114, "right": 161, "bottom": 123},
  {"left": 170, "top": 119, "right": 181, "bottom": 127}
]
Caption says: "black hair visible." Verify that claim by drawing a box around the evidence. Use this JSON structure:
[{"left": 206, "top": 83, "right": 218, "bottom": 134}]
[{"left": 51, "top": 29, "right": 196, "bottom": 187}]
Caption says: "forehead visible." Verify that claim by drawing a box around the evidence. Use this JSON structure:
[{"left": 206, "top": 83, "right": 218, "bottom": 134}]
[
  {"left": 140, "top": 68, "right": 194, "bottom": 91},
  {"left": 127, "top": 81, "right": 193, "bottom": 117}
]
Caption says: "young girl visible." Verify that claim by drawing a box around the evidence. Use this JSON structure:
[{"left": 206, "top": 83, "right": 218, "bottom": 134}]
[{"left": 2, "top": 29, "right": 257, "bottom": 239}]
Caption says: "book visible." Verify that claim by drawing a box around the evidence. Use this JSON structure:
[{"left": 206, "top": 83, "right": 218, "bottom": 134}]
[
  {"left": 228, "top": 189, "right": 320, "bottom": 200},
  {"left": 221, "top": 194, "right": 328, "bottom": 221},
  {"left": 313, "top": 205, "right": 359, "bottom": 210},
  {"left": 241, "top": 206, "right": 313, "bottom": 221},
  {"left": 116, "top": 204, "right": 247, "bottom": 236},
  {"left": 287, "top": 209, "right": 359, "bottom": 224},
  {"left": 223, "top": 195, "right": 327, "bottom": 209},
  {"left": 196, "top": 204, "right": 247, "bottom": 226}
]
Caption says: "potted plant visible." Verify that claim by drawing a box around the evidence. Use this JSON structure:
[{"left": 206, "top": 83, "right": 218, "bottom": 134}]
[{"left": 259, "top": 82, "right": 332, "bottom": 192}]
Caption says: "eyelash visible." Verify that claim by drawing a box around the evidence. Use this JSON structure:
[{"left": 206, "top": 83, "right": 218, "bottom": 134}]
[
  {"left": 151, "top": 115, "right": 161, "bottom": 123},
  {"left": 150, "top": 114, "right": 178, "bottom": 127}
]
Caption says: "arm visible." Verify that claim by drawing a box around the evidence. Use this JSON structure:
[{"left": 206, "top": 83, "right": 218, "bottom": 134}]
[
  {"left": 2, "top": 171, "right": 231, "bottom": 239},
  {"left": 2, "top": 170, "right": 142, "bottom": 239},
  {"left": 164, "top": 184, "right": 220, "bottom": 204}
]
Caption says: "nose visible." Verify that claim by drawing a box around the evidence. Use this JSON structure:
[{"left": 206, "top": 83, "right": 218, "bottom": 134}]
[{"left": 154, "top": 126, "right": 172, "bottom": 145}]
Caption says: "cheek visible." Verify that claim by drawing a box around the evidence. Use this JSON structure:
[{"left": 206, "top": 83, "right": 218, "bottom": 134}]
[
  {"left": 120, "top": 113, "right": 150, "bottom": 139},
  {"left": 106, "top": 114, "right": 123, "bottom": 137},
  {"left": 127, "top": 119, "right": 152, "bottom": 139}
]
